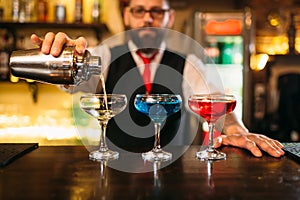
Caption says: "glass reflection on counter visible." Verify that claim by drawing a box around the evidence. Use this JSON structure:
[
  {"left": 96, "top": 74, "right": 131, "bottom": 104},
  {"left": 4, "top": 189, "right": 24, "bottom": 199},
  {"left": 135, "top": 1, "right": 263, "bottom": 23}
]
[
  {"left": 207, "top": 160, "right": 215, "bottom": 190},
  {"left": 153, "top": 160, "right": 162, "bottom": 189}
]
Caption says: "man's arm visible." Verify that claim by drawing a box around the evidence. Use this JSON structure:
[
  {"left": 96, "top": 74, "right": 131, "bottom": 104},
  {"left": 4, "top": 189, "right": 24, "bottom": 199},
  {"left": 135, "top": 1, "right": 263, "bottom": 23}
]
[{"left": 222, "top": 112, "right": 249, "bottom": 135}]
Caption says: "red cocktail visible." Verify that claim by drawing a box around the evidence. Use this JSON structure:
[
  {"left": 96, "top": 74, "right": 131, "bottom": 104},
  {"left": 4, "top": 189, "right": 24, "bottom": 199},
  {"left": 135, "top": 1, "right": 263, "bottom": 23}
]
[{"left": 188, "top": 94, "right": 236, "bottom": 160}]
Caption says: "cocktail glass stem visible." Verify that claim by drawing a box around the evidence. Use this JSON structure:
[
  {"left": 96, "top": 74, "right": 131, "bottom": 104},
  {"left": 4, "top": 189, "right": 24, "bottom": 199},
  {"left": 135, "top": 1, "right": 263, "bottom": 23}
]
[
  {"left": 89, "top": 119, "right": 119, "bottom": 161},
  {"left": 208, "top": 123, "right": 215, "bottom": 152},
  {"left": 142, "top": 120, "right": 172, "bottom": 161},
  {"left": 153, "top": 122, "right": 162, "bottom": 152},
  {"left": 98, "top": 121, "right": 108, "bottom": 152},
  {"left": 196, "top": 121, "right": 226, "bottom": 160}
]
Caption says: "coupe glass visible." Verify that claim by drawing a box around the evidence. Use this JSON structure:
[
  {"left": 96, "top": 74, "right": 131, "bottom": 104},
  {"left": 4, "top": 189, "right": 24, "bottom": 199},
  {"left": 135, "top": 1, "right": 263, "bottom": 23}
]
[
  {"left": 188, "top": 94, "right": 236, "bottom": 160},
  {"left": 80, "top": 94, "right": 127, "bottom": 161},
  {"left": 134, "top": 94, "right": 182, "bottom": 161}
]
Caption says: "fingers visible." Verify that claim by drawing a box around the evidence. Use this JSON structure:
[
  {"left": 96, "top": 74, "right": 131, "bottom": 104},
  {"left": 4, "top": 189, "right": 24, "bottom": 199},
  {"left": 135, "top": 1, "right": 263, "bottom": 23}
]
[
  {"left": 242, "top": 137, "right": 263, "bottom": 157},
  {"left": 30, "top": 34, "right": 43, "bottom": 47},
  {"left": 48, "top": 32, "right": 79, "bottom": 56},
  {"left": 50, "top": 33, "right": 87, "bottom": 56},
  {"left": 247, "top": 134, "right": 285, "bottom": 157},
  {"left": 213, "top": 136, "right": 223, "bottom": 148},
  {"left": 215, "top": 135, "right": 262, "bottom": 157},
  {"left": 215, "top": 134, "right": 284, "bottom": 158},
  {"left": 74, "top": 36, "right": 88, "bottom": 54},
  {"left": 41, "top": 32, "right": 56, "bottom": 55},
  {"left": 30, "top": 32, "right": 88, "bottom": 57},
  {"left": 31, "top": 32, "right": 57, "bottom": 55}
]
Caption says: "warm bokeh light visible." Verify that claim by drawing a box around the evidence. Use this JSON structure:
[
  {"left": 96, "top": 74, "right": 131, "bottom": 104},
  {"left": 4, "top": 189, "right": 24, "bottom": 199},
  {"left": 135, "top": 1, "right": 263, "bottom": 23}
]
[
  {"left": 256, "top": 36, "right": 289, "bottom": 55},
  {"left": 0, "top": 82, "right": 82, "bottom": 145},
  {"left": 10, "top": 74, "right": 19, "bottom": 83},
  {"left": 250, "top": 54, "right": 269, "bottom": 71}
]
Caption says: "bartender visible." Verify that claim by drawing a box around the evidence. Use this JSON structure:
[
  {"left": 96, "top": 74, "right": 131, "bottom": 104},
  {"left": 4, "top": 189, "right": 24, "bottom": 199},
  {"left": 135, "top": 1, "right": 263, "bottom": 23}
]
[{"left": 30, "top": 0, "right": 284, "bottom": 157}]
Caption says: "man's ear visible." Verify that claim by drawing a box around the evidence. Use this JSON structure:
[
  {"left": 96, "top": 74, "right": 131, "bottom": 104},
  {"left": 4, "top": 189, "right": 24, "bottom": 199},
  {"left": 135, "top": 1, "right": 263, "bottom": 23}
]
[{"left": 166, "top": 9, "right": 175, "bottom": 28}]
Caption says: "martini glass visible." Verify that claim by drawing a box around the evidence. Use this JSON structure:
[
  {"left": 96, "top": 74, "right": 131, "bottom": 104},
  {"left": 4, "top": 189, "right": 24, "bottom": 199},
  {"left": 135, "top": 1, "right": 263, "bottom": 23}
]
[
  {"left": 134, "top": 94, "right": 182, "bottom": 161},
  {"left": 80, "top": 94, "right": 127, "bottom": 161},
  {"left": 188, "top": 94, "right": 236, "bottom": 160}
]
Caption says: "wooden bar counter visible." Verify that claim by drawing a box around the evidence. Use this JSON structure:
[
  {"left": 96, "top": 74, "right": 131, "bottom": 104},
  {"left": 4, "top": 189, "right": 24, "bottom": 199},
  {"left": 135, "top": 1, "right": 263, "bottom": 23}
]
[{"left": 0, "top": 145, "right": 299, "bottom": 200}]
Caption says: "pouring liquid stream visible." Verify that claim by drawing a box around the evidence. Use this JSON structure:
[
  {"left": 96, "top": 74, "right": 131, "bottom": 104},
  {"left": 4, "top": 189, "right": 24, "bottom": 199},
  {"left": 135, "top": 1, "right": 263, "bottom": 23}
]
[{"left": 100, "top": 74, "right": 109, "bottom": 112}]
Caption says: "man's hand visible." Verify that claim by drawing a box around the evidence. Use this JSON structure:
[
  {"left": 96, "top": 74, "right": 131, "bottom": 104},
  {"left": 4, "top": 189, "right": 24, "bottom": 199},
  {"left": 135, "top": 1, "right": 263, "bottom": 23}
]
[
  {"left": 214, "top": 133, "right": 285, "bottom": 158},
  {"left": 31, "top": 32, "right": 88, "bottom": 89},
  {"left": 30, "top": 32, "right": 88, "bottom": 57}
]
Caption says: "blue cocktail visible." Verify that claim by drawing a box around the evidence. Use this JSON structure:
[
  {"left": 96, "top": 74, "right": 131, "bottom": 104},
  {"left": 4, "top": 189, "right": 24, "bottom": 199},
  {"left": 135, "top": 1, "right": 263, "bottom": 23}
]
[{"left": 134, "top": 94, "right": 182, "bottom": 161}]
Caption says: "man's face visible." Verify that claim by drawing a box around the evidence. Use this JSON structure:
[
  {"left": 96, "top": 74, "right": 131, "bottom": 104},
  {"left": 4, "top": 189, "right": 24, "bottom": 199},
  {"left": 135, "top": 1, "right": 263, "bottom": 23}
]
[
  {"left": 123, "top": 0, "right": 175, "bottom": 50},
  {"left": 124, "top": 0, "right": 174, "bottom": 29}
]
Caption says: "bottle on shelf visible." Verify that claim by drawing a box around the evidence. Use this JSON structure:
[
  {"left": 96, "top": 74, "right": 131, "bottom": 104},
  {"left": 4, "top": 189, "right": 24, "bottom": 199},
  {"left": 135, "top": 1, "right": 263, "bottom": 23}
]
[
  {"left": 9, "top": 46, "right": 102, "bottom": 85},
  {"left": 37, "top": 0, "right": 48, "bottom": 22},
  {"left": 55, "top": 1, "right": 66, "bottom": 23},
  {"left": 25, "top": 0, "right": 36, "bottom": 22},
  {"left": 75, "top": 0, "right": 83, "bottom": 23},
  {"left": 18, "top": 0, "right": 26, "bottom": 22},
  {"left": 92, "top": 0, "right": 101, "bottom": 23},
  {"left": 12, "top": 0, "right": 36, "bottom": 23},
  {"left": 12, "top": 0, "right": 20, "bottom": 22}
]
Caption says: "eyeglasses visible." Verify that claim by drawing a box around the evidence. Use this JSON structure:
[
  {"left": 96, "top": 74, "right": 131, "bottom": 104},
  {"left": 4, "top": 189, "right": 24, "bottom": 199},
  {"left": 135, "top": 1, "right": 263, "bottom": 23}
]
[{"left": 129, "top": 7, "right": 170, "bottom": 19}]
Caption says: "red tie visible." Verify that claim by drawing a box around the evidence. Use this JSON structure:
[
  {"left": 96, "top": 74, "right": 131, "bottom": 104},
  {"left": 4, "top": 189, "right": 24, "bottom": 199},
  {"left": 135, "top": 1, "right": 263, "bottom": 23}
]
[{"left": 136, "top": 51, "right": 158, "bottom": 94}]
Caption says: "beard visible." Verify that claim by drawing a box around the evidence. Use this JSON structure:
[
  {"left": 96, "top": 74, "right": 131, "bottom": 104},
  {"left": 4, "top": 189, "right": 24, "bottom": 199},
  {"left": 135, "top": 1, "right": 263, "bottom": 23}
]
[{"left": 127, "top": 27, "right": 166, "bottom": 53}]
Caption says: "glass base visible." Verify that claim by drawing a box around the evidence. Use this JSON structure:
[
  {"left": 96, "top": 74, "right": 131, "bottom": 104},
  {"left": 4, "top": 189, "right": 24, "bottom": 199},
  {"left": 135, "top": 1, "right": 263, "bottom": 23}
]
[
  {"left": 142, "top": 149, "right": 172, "bottom": 162},
  {"left": 196, "top": 148, "right": 226, "bottom": 160},
  {"left": 89, "top": 149, "right": 119, "bottom": 161}
]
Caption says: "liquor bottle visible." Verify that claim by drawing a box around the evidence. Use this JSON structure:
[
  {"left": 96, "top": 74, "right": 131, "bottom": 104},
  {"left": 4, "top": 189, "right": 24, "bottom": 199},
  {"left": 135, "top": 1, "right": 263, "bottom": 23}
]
[
  {"left": 12, "top": 0, "right": 19, "bottom": 22},
  {"left": 19, "top": 0, "right": 36, "bottom": 22},
  {"left": 24, "top": 0, "right": 36, "bottom": 22},
  {"left": 74, "top": 0, "right": 82, "bottom": 23},
  {"left": 9, "top": 46, "right": 101, "bottom": 85},
  {"left": 18, "top": 0, "right": 25, "bottom": 22},
  {"left": 92, "top": 0, "right": 101, "bottom": 23},
  {"left": 37, "top": 0, "right": 48, "bottom": 22},
  {"left": 55, "top": 1, "right": 66, "bottom": 23}
]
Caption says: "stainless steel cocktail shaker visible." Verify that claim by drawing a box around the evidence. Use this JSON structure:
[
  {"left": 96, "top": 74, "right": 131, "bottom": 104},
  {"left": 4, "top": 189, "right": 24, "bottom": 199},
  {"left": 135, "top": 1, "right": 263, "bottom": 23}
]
[{"left": 9, "top": 46, "right": 101, "bottom": 85}]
